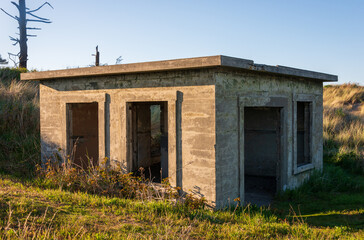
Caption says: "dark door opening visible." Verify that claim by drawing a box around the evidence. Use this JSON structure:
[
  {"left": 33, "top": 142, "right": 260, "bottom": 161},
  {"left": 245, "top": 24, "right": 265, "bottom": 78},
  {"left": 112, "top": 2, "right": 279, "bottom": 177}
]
[
  {"left": 127, "top": 102, "right": 168, "bottom": 183},
  {"left": 244, "top": 107, "right": 281, "bottom": 205},
  {"left": 67, "top": 102, "right": 99, "bottom": 169}
]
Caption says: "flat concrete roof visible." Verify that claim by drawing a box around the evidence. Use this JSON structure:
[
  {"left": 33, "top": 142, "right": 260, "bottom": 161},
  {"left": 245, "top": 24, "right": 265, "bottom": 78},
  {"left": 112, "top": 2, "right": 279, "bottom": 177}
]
[{"left": 21, "top": 55, "right": 338, "bottom": 82}]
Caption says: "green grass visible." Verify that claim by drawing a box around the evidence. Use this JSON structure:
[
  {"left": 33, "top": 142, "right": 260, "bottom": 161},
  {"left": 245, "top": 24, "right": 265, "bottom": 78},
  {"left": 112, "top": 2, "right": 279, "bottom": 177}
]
[
  {"left": 1, "top": 173, "right": 363, "bottom": 239},
  {"left": 274, "top": 165, "right": 364, "bottom": 230}
]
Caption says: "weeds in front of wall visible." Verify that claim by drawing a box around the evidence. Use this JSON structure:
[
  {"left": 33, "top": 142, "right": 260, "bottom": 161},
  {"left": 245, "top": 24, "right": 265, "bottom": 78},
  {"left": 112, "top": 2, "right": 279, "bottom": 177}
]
[{"left": 35, "top": 156, "right": 206, "bottom": 210}]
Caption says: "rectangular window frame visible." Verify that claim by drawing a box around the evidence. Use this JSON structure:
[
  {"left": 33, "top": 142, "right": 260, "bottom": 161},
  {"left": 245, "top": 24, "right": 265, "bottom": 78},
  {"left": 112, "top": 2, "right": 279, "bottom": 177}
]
[
  {"left": 238, "top": 95, "right": 288, "bottom": 202},
  {"left": 121, "top": 91, "right": 181, "bottom": 188},
  {"left": 61, "top": 94, "right": 107, "bottom": 167},
  {"left": 293, "top": 94, "right": 315, "bottom": 174}
]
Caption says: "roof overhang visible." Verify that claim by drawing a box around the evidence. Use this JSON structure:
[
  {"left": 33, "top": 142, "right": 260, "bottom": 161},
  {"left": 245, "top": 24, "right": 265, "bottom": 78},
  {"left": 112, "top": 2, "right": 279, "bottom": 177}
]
[{"left": 21, "top": 55, "right": 338, "bottom": 82}]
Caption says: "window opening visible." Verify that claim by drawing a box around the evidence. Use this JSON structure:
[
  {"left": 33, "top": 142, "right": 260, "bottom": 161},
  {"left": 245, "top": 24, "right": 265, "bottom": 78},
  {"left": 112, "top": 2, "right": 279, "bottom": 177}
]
[{"left": 297, "top": 102, "right": 311, "bottom": 166}]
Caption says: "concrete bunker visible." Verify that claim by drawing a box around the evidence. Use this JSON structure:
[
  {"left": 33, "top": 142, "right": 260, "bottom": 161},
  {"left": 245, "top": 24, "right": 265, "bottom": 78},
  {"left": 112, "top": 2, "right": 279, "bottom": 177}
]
[
  {"left": 21, "top": 55, "right": 337, "bottom": 207},
  {"left": 127, "top": 102, "right": 168, "bottom": 182}
]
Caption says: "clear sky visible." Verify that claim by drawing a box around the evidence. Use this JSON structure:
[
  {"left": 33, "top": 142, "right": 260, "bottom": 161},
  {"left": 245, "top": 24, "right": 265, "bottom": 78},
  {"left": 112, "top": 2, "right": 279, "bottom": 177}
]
[{"left": 1, "top": 0, "right": 363, "bottom": 84}]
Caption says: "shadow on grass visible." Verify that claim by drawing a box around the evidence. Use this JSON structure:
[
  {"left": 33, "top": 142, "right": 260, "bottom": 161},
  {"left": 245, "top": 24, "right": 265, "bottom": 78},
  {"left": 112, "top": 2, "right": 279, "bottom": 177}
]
[
  {"left": 272, "top": 199, "right": 364, "bottom": 229},
  {"left": 272, "top": 166, "right": 364, "bottom": 230},
  {"left": 297, "top": 212, "right": 364, "bottom": 229}
]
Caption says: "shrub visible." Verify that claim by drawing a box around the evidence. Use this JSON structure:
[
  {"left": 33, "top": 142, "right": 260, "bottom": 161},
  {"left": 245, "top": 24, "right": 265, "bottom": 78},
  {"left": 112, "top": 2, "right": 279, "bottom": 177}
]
[
  {"left": 325, "top": 151, "right": 363, "bottom": 174},
  {"left": 36, "top": 156, "right": 206, "bottom": 209},
  {"left": 0, "top": 68, "right": 28, "bottom": 85}
]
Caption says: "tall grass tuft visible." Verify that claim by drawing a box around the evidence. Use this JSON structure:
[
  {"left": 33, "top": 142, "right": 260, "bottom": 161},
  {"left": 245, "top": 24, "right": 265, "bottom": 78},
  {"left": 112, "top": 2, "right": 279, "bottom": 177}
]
[
  {"left": 323, "top": 83, "right": 364, "bottom": 173},
  {"left": 0, "top": 69, "right": 40, "bottom": 178}
]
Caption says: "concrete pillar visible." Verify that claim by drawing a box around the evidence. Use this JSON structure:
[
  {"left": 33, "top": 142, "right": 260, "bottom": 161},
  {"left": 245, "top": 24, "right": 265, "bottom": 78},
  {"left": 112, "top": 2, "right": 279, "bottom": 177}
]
[{"left": 160, "top": 102, "right": 168, "bottom": 179}]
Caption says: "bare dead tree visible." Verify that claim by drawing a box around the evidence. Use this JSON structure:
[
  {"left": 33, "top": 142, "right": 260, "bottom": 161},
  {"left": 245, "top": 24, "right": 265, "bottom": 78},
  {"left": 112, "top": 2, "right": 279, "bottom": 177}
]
[
  {"left": 92, "top": 46, "right": 100, "bottom": 66},
  {"left": 1, "top": 1, "right": 53, "bottom": 69}
]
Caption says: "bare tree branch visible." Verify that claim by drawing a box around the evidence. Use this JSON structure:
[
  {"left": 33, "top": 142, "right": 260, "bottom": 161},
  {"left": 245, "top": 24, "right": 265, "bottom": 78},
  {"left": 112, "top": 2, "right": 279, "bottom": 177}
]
[
  {"left": 10, "top": 36, "right": 20, "bottom": 45},
  {"left": 8, "top": 52, "right": 20, "bottom": 67},
  {"left": 27, "top": 34, "right": 37, "bottom": 37},
  {"left": 27, "top": 19, "right": 51, "bottom": 24},
  {"left": 10, "top": 1, "right": 20, "bottom": 11},
  {"left": 18, "top": 27, "right": 42, "bottom": 30},
  {"left": 27, "top": 11, "right": 50, "bottom": 21},
  {"left": 27, "top": 2, "right": 53, "bottom": 13},
  {"left": 26, "top": 27, "right": 41, "bottom": 30},
  {"left": 9, "top": 53, "right": 20, "bottom": 60},
  {"left": 8, "top": 52, "right": 20, "bottom": 57},
  {"left": 116, "top": 56, "right": 123, "bottom": 64},
  {"left": 0, "top": 8, "right": 19, "bottom": 20}
]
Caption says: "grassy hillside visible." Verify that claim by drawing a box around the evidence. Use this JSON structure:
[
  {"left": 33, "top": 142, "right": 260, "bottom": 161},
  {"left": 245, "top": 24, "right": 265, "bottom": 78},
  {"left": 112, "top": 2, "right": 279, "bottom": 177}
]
[
  {"left": 0, "top": 69, "right": 363, "bottom": 239},
  {"left": 323, "top": 84, "right": 364, "bottom": 173},
  {"left": 0, "top": 69, "right": 40, "bottom": 178}
]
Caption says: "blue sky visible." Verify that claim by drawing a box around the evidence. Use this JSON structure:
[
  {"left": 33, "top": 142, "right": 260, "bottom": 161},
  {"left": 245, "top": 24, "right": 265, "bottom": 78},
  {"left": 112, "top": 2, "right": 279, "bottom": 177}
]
[{"left": 1, "top": 0, "right": 364, "bottom": 84}]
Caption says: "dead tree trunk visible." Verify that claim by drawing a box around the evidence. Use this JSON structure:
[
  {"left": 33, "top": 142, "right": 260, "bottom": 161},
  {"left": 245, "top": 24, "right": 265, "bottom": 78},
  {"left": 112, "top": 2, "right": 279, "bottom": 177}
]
[
  {"left": 1, "top": 1, "right": 53, "bottom": 69},
  {"left": 95, "top": 46, "right": 100, "bottom": 66},
  {"left": 19, "top": 0, "right": 27, "bottom": 69}
]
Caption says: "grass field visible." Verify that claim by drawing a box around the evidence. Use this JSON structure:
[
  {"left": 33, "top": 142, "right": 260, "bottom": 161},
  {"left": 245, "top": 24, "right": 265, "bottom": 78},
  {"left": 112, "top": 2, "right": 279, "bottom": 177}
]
[
  {"left": 1, "top": 173, "right": 363, "bottom": 239},
  {"left": 0, "top": 69, "right": 363, "bottom": 239}
]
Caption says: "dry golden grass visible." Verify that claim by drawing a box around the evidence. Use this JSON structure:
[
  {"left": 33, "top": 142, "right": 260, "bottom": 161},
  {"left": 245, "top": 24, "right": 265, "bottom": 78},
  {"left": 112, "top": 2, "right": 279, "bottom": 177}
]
[
  {"left": 0, "top": 80, "right": 39, "bottom": 131},
  {"left": 323, "top": 83, "right": 364, "bottom": 172}
]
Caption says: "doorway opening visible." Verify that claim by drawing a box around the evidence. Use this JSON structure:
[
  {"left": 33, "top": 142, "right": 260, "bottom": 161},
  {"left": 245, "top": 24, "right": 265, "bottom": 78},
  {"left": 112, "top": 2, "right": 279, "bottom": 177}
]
[
  {"left": 244, "top": 107, "right": 281, "bottom": 205},
  {"left": 127, "top": 102, "right": 168, "bottom": 183},
  {"left": 67, "top": 102, "right": 99, "bottom": 169}
]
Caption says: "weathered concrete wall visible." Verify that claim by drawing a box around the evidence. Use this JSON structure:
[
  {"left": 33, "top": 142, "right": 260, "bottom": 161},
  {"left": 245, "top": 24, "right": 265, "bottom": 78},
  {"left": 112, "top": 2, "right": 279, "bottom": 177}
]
[
  {"left": 39, "top": 69, "right": 216, "bottom": 203},
  {"left": 214, "top": 69, "right": 323, "bottom": 207}
]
